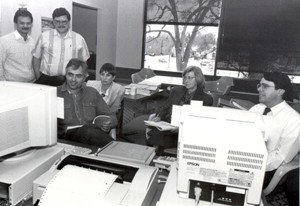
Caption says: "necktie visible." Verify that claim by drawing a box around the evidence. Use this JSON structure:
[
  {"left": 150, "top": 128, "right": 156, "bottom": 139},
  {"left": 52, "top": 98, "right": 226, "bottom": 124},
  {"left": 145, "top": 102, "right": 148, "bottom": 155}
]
[{"left": 263, "top": 107, "right": 271, "bottom": 115}]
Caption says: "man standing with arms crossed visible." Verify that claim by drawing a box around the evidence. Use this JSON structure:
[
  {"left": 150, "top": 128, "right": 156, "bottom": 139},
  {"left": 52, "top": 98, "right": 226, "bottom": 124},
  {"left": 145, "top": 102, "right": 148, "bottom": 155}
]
[
  {"left": 33, "top": 7, "right": 90, "bottom": 86},
  {"left": 0, "top": 9, "right": 36, "bottom": 82}
]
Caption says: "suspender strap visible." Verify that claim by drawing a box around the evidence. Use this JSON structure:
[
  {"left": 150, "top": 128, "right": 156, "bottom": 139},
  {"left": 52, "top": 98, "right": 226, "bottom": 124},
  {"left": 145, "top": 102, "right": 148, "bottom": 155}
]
[
  {"left": 57, "top": 33, "right": 66, "bottom": 75},
  {"left": 72, "top": 32, "right": 77, "bottom": 58},
  {"left": 46, "top": 30, "right": 55, "bottom": 75}
]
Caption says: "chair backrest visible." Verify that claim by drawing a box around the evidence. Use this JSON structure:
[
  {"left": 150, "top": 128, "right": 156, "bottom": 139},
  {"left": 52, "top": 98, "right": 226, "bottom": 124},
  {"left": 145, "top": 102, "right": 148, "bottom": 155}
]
[
  {"left": 288, "top": 102, "right": 300, "bottom": 113},
  {"left": 218, "top": 76, "right": 234, "bottom": 87},
  {"left": 204, "top": 76, "right": 234, "bottom": 95},
  {"left": 131, "top": 68, "right": 156, "bottom": 84},
  {"left": 263, "top": 154, "right": 300, "bottom": 196}
]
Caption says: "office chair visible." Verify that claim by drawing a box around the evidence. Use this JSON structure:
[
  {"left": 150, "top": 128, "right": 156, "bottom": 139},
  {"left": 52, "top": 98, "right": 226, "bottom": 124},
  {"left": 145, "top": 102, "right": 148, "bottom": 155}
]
[
  {"left": 204, "top": 76, "right": 234, "bottom": 95},
  {"left": 131, "top": 68, "right": 156, "bottom": 84},
  {"left": 263, "top": 154, "right": 300, "bottom": 196},
  {"left": 287, "top": 101, "right": 300, "bottom": 113}
]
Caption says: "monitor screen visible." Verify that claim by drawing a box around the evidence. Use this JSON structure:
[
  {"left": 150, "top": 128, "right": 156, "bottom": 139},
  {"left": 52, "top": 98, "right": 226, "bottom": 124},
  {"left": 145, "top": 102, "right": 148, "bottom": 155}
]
[{"left": 0, "top": 82, "right": 58, "bottom": 157}]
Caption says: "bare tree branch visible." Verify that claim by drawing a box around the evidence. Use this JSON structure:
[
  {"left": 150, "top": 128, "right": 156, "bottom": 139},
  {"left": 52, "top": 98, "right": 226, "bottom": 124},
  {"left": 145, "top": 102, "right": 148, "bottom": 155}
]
[
  {"left": 145, "top": 0, "right": 221, "bottom": 71},
  {"left": 146, "top": 29, "right": 176, "bottom": 44}
]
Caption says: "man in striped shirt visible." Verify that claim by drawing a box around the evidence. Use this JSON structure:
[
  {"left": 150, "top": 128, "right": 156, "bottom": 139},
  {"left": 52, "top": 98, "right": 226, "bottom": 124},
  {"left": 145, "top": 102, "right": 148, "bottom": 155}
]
[
  {"left": 0, "top": 9, "right": 36, "bottom": 82},
  {"left": 33, "top": 7, "right": 90, "bottom": 86}
]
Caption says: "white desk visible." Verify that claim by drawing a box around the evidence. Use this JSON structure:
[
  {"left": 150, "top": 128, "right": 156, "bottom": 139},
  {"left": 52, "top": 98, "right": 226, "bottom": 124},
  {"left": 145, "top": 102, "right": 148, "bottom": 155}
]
[{"left": 140, "top": 75, "right": 182, "bottom": 87}]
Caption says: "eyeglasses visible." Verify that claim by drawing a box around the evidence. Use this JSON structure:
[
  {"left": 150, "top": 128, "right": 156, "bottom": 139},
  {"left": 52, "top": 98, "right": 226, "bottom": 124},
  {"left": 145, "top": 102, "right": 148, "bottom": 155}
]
[
  {"left": 257, "top": 83, "right": 275, "bottom": 90},
  {"left": 101, "top": 93, "right": 106, "bottom": 97},
  {"left": 53, "top": 20, "right": 69, "bottom": 25},
  {"left": 183, "top": 76, "right": 195, "bottom": 81}
]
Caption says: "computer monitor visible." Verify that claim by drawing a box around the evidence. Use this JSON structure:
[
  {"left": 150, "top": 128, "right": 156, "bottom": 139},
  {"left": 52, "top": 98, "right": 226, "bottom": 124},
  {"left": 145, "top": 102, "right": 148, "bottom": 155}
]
[
  {"left": 177, "top": 106, "right": 267, "bottom": 206},
  {"left": 0, "top": 82, "right": 64, "bottom": 206},
  {"left": 0, "top": 82, "right": 58, "bottom": 157}
]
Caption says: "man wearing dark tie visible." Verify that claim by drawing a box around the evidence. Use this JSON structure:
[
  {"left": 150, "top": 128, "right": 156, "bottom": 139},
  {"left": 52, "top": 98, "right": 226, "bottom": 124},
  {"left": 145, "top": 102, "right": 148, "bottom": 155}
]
[{"left": 249, "top": 72, "right": 299, "bottom": 205}]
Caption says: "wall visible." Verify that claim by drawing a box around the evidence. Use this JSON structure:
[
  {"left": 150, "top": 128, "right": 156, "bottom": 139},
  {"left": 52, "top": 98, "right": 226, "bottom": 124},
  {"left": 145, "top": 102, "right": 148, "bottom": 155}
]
[
  {"left": 0, "top": 0, "right": 2, "bottom": 34},
  {"left": 73, "top": 4, "right": 97, "bottom": 53},
  {"left": 0, "top": 0, "right": 118, "bottom": 77},
  {"left": 116, "top": 0, "right": 144, "bottom": 70}
]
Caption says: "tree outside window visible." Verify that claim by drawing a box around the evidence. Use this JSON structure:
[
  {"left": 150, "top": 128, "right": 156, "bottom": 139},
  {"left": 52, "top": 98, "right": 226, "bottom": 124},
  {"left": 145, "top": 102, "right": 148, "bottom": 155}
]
[{"left": 143, "top": 0, "right": 222, "bottom": 74}]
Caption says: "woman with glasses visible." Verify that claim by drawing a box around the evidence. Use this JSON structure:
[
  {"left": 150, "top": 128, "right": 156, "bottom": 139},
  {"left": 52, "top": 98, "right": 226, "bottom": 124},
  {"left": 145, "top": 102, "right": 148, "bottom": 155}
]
[
  {"left": 87, "top": 63, "right": 125, "bottom": 113},
  {"left": 146, "top": 66, "right": 213, "bottom": 154}
]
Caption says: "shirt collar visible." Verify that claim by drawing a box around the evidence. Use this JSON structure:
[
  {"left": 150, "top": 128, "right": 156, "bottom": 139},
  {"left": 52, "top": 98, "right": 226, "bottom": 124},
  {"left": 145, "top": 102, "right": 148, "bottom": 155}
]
[
  {"left": 54, "top": 29, "right": 71, "bottom": 38},
  {"left": 270, "top": 101, "right": 286, "bottom": 115},
  {"left": 100, "top": 82, "right": 113, "bottom": 96},
  {"left": 14, "top": 30, "right": 30, "bottom": 41}
]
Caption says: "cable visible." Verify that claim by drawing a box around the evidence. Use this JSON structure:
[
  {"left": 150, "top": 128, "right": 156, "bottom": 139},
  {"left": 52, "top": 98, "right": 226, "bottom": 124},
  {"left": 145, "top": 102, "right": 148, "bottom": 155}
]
[
  {"left": 210, "top": 189, "right": 214, "bottom": 206},
  {"left": 194, "top": 186, "right": 202, "bottom": 206}
]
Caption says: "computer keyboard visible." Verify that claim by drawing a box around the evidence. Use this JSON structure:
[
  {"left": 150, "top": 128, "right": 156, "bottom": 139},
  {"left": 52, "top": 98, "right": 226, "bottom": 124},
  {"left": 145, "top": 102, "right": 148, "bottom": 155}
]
[{"left": 57, "top": 143, "right": 92, "bottom": 155}]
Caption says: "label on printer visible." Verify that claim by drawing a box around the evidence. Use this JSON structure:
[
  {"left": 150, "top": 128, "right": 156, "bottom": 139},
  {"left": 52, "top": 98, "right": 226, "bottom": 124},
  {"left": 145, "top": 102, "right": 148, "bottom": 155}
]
[
  {"left": 199, "top": 168, "right": 228, "bottom": 183},
  {"left": 228, "top": 169, "right": 254, "bottom": 187}
]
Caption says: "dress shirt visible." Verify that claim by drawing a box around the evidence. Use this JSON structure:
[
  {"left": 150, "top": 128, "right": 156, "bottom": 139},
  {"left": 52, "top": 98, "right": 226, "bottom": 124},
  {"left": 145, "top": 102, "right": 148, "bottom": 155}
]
[
  {"left": 0, "top": 31, "right": 35, "bottom": 82},
  {"left": 57, "top": 83, "right": 117, "bottom": 132},
  {"left": 33, "top": 29, "right": 90, "bottom": 76},
  {"left": 250, "top": 101, "right": 300, "bottom": 171},
  {"left": 86, "top": 81, "right": 125, "bottom": 113}
]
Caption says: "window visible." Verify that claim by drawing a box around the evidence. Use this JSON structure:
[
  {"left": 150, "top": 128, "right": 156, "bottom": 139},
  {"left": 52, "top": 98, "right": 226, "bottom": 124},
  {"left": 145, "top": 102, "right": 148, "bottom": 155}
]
[{"left": 143, "top": 0, "right": 222, "bottom": 75}]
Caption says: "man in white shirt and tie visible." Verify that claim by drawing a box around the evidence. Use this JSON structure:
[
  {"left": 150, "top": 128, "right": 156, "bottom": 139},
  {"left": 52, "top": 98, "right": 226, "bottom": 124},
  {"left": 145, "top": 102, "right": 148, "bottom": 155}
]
[{"left": 250, "top": 72, "right": 299, "bottom": 204}]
